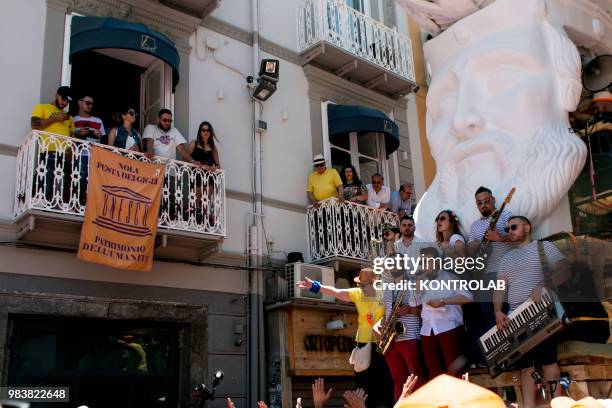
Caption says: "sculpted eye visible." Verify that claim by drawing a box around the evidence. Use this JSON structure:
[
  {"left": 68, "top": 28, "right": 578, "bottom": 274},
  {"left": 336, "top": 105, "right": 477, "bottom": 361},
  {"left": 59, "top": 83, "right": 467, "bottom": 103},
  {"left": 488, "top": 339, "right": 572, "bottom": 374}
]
[
  {"left": 487, "top": 66, "right": 526, "bottom": 94},
  {"left": 435, "top": 92, "right": 457, "bottom": 119}
]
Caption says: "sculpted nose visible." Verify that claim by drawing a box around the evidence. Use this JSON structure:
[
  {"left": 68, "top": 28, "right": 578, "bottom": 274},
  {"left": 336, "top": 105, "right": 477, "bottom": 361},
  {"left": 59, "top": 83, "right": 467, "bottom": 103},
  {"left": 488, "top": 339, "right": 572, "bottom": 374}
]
[
  {"left": 451, "top": 81, "right": 485, "bottom": 140},
  {"left": 451, "top": 109, "right": 485, "bottom": 141}
]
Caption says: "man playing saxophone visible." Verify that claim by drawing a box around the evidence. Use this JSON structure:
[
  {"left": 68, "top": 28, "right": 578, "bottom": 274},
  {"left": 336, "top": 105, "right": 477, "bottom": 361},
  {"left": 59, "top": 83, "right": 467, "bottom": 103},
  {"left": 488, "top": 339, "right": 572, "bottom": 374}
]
[{"left": 373, "top": 215, "right": 426, "bottom": 400}]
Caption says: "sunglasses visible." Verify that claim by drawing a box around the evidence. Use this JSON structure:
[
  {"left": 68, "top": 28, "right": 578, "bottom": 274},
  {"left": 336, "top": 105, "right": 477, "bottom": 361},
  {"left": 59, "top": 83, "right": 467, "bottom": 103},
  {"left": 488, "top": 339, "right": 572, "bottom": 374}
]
[
  {"left": 79, "top": 99, "right": 93, "bottom": 106},
  {"left": 504, "top": 223, "right": 524, "bottom": 233},
  {"left": 435, "top": 215, "right": 448, "bottom": 222},
  {"left": 126, "top": 109, "right": 137, "bottom": 117},
  {"left": 314, "top": 163, "right": 325, "bottom": 168}
]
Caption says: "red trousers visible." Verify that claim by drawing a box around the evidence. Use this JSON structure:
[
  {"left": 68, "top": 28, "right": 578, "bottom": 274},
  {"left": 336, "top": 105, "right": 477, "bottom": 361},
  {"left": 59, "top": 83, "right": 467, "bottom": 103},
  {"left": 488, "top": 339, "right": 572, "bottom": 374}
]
[
  {"left": 421, "top": 325, "right": 465, "bottom": 379},
  {"left": 384, "top": 339, "right": 426, "bottom": 400}
]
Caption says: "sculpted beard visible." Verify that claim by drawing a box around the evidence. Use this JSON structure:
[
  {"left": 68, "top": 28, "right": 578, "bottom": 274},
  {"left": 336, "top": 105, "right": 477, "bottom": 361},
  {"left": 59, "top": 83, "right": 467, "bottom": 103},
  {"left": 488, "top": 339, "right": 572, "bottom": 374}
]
[{"left": 415, "top": 123, "right": 586, "bottom": 238}]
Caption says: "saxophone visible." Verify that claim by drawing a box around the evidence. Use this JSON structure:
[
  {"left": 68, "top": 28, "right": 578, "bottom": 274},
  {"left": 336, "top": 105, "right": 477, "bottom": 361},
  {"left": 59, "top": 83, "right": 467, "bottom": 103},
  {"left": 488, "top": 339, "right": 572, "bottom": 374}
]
[
  {"left": 373, "top": 235, "right": 408, "bottom": 355},
  {"left": 376, "top": 287, "right": 407, "bottom": 355}
]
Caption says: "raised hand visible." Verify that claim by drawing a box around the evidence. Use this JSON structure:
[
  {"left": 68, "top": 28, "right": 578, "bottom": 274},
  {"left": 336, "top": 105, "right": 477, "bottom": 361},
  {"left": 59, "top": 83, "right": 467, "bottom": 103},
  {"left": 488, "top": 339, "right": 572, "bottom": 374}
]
[
  {"left": 342, "top": 389, "right": 367, "bottom": 408},
  {"left": 257, "top": 401, "right": 269, "bottom": 408},
  {"left": 295, "top": 397, "right": 302, "bottom": 408},
  {"left": 312, "top": 378, "right": 333, "bottom": 408},
  {"left": 226, "top": 397, "right": 236, "bottom": 408},
  {"left": 400, "top": 374, "right": 418, "bottom": 400},
  {"left": 296, "top": 277, "right": 314, "bottom": 290}
]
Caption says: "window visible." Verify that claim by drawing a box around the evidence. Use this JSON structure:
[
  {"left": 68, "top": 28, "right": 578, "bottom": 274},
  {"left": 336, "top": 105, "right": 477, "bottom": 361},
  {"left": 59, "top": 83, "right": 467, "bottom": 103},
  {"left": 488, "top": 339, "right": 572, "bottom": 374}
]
[
  {"left": 9, "top": 317, "right": 181, "bottom": 407},
  {"left": 330, "top": 131, "right": 386, "bottom": 185}
]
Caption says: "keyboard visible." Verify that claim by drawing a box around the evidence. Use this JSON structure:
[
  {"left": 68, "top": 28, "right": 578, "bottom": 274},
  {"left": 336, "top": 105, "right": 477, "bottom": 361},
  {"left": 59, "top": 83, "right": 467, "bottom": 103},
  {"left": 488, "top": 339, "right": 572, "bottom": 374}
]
[{"left": 479, "top": 289, "right": 569, "bottom": 377}]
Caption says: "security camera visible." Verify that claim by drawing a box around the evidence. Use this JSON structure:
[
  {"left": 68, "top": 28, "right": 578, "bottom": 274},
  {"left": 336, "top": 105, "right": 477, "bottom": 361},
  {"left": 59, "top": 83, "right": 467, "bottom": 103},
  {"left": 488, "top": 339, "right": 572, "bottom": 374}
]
[{"left": 246, "top": 76, "right": 254, "bottom": 84}]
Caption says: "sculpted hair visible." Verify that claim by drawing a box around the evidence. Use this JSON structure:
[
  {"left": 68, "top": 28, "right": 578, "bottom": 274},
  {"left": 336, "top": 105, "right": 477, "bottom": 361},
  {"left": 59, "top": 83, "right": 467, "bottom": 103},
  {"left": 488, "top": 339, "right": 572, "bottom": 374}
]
[{"left": 541, "top": 21, "right": 582, "bottom": 112}]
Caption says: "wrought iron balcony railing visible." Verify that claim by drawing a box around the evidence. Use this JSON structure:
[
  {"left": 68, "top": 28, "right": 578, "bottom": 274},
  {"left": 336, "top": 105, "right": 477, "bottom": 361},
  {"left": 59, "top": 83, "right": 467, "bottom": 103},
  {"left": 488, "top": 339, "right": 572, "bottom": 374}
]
[
  {"left": 297, "top": 0, "right": 415, "bottom": 83},
  {"left": 307, "top": 198, "right": 398, "bottom": 263},
  {"left": 14, "top": 131, "right": 226, "bottom": 237}
]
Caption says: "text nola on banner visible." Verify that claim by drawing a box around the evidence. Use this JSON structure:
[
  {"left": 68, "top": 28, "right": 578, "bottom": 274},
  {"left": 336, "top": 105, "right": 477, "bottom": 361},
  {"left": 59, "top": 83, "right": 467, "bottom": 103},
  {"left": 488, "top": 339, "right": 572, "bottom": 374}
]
[{"left": 78, "top": 146, "right": 165, "bottom": 271}]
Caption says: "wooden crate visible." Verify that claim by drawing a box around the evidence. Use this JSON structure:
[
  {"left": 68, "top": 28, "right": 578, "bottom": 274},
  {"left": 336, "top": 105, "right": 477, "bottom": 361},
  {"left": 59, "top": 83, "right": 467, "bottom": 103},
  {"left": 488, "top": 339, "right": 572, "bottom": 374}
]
[{"left": 469, "top": 362, "right": 612, "bottom": 405}]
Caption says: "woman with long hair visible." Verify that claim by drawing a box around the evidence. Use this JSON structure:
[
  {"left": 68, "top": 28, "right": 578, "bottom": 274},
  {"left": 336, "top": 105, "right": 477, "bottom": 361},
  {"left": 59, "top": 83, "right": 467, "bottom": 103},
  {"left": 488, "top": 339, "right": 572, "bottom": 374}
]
[
  {"left": 189, "top": 121, "right": 220, "bottom": 171},
  {"left": 188, "top": 121, "right": 220, "bottom": 225},
  {"left": 340, "top": 164, "right": 368, "bottom": 204},
  {"left": 435, "top": 209, "right": 466, "bottom": 259},
  {"left": 107, "top": 108, "right": 142, "bottom": 152},
  {"left": 296, "top": 268, "right": 394, "bottom": 408}
]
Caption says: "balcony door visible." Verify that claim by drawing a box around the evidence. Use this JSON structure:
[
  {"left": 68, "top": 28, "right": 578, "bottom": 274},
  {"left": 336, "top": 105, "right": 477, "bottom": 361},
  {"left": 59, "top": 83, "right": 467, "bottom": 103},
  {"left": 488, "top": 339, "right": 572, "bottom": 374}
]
[{"left": 330, "top": 131, "right": 385, "bottom": 185}]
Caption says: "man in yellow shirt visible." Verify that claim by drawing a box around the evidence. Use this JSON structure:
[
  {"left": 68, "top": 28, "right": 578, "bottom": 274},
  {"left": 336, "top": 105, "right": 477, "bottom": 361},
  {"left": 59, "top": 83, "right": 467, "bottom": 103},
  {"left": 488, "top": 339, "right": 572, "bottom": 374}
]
[
  {"left": 30, "top": 86, "right": 76, "bottom": 202},
  {"left": 306, "top": 154, "right": 343, "bottom": 208},
  {"left": 31, "top": 86, "right": 75, "bottom": 143}
]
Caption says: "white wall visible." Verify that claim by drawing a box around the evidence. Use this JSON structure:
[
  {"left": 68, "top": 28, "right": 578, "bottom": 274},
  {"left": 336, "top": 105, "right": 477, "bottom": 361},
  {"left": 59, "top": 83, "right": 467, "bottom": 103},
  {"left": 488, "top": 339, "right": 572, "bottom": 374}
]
[
  {"left": 0, "top": 0, "right": 47, "bottom": 221},
  {"left": 189, "top": 27, "right": 313, "bottom": 258},
  {"left": 0, "top": 0, "right": 46, "bottom": 147},
  {"left": 211, "top": 0, "right": 301, "bottom": 53}
]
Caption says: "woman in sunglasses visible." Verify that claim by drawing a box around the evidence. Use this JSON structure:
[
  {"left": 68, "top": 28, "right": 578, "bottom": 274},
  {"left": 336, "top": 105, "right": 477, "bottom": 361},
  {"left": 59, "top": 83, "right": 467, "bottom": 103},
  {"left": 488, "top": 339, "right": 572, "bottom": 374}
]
[
  {"left": 107, "top": 107, "right": 143, "bottom": 152},
  {"left": 435, "top": 210, "right": 466, "bottom": 260},
  {"left": 188, "top": 121, "right": 220, "bottom": 225}
]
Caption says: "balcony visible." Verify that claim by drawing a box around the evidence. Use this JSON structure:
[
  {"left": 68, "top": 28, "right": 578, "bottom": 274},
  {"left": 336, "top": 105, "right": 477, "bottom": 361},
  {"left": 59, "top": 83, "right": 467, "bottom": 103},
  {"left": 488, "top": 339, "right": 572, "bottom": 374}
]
[
  {"left": 297, "top": 0, "right": 416, "bottom": 98},
  {"left": 307, "top": 198, "right": 398, "bottom": 269},
  {"left": 13, "top": 131, "right": 225, "bottom": 262}
]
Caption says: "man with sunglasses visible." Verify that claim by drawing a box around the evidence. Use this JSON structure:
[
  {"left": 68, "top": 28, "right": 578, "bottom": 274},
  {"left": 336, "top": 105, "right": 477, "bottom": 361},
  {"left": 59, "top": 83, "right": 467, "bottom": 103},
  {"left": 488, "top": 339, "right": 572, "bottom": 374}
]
[
  {"left": 366, "top": 173, "right": 392, "bottom": 211},
  {"left": 465, "top": 186, "right": 513, "bottom": 367},
  {"left": 306, "top": 154, "right": 343, "bottom": 208},
  {"left": 73, "top": 94, "right": 106, "bottom": 204},
  {"left": 143, "top": 109, "right": 192, "bottom": 162},
  {"left": 375, "top": 214, "right": 426, "bottom": 399},
  {"left": 494, "top": 215, "right": 567, "bottom": 407},
  {"left": 74, "top": 95, "right": 105, "bottom": 144}
]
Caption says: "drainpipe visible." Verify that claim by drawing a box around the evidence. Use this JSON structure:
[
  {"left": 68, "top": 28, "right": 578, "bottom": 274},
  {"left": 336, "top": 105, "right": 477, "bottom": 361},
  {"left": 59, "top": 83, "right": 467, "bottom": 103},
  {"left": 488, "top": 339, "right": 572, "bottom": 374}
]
[{"left": 248, "top": 0, "right": 266, "bottom": 406}]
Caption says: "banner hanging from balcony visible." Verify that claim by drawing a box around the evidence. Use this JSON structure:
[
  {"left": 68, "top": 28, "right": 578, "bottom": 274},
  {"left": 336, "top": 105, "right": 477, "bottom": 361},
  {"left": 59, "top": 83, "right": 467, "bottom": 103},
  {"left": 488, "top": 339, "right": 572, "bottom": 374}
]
[{"left": 78, "top": 146, "right": 165, "bottom": 271}]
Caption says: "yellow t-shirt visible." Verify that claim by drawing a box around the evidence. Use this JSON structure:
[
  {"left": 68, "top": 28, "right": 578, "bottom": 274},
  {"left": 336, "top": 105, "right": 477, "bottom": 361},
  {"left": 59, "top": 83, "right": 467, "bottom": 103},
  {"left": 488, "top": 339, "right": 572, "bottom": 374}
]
[
  {"left": 31, "top": 103, "right": 75, "bottom": 152},
  {"left": 348, "top": 287, "right": 385, "bottom": 343},
  {"left": 306, "top": 168, "right": 342, "bottom": 201}
]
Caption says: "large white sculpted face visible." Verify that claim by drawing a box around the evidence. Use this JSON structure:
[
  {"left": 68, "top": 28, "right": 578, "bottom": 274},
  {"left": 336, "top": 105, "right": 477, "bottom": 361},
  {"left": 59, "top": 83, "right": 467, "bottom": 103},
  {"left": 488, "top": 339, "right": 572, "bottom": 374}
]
[{"left": 412, "top": 0, "right": 587, "bottom": 240}]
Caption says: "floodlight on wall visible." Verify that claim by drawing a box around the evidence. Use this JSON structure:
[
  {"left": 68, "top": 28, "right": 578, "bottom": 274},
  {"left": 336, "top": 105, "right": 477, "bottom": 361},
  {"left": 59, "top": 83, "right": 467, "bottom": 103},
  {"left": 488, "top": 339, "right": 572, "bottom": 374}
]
[{"left": 247, "top": 59, "right": 280, "bottom": 101}]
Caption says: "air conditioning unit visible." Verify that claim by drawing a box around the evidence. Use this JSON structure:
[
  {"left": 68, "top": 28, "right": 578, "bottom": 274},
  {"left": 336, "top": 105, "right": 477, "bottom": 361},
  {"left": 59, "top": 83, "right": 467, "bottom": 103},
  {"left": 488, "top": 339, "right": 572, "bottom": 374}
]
[{"left": 285, "top": 263, "right": 335, "bottom": 303}]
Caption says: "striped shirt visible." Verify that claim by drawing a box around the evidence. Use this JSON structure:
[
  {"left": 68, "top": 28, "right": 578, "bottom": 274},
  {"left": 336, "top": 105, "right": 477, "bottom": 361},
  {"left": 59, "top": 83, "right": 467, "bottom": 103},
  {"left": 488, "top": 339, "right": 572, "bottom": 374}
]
[
  {"left": 468, "top": 209, "right": 513, "bottom": 275},
  {"left": 498, "top": 241, "right": 565, "bottom": 313},
  {"left": 384, "top": 237, "right": 423, "bottom": 341},
  {"left": 383, "top": 283, "right": 421, "bottom": 341}
]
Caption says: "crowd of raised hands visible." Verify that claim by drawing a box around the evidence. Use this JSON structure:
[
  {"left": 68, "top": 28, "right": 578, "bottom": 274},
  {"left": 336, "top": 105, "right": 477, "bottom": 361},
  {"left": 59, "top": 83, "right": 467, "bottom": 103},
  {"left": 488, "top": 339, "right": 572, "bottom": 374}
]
[{"left": 226, "top": 375, "right": 419, "bottom": 408}]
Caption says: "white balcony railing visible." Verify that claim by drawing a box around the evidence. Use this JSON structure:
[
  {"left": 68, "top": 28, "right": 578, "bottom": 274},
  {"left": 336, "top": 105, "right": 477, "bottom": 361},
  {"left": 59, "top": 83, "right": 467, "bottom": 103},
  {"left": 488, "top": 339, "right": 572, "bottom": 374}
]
[
  {"left": 307, "top": 198, "right": 398, "bottom": 262},
  {"left": 14, "top": 131, "right": 225, "bottom": 237},
  {"left": 297, "top": 0, "right": 415, "bottom": 82}
]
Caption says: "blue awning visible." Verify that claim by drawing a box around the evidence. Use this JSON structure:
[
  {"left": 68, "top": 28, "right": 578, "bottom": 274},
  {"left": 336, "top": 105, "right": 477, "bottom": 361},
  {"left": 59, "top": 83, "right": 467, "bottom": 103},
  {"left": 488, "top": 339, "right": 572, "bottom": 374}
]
[
  {"left": 70, "top": 16, "right": 180, "bottom": 89},
  {"left": 327, "top": 104, "right": 400, "bottom": 155}
]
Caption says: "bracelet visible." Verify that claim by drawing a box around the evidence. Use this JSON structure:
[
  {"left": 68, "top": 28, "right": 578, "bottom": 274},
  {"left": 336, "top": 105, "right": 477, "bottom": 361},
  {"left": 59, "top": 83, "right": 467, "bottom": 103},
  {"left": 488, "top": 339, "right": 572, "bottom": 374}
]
[{"left": 310, "top": 280, "right": 321, "bottom": 294}]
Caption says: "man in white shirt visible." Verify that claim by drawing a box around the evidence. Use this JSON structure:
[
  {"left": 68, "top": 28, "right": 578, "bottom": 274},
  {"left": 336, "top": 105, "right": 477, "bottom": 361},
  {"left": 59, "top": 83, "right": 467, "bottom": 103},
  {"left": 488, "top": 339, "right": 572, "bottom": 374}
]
[
  {"left": 366, "top": 173, "right": 391, "bottom": 210},
  {"left": 142, "top": 109, "right": 193, "bottom": 162},
  {"left": 417, "top": 246, "right": 472, "bottom": 378}
]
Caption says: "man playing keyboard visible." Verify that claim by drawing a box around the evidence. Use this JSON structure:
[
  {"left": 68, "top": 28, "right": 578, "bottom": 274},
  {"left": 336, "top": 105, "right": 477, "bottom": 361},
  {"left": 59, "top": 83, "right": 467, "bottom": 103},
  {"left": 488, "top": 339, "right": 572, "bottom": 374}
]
[{"left": 494, "top": 215, "right": 569, "bottom": 407}]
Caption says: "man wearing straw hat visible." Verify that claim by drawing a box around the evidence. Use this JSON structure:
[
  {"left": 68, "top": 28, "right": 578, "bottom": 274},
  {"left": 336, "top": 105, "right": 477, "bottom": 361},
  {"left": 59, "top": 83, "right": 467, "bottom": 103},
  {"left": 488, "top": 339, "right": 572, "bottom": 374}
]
[{"left": 296, "top": 268, "right": 394, "bottom": 408}]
